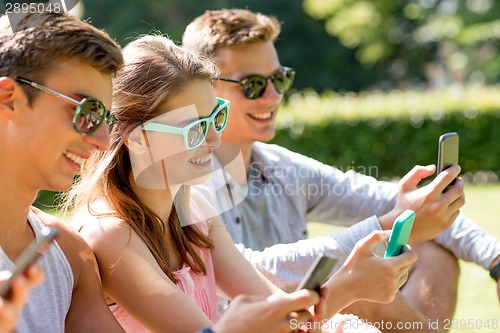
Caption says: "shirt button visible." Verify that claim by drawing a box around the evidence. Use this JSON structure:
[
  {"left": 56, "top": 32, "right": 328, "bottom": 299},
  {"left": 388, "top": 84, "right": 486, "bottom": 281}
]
[{"left": 235, "top": 217, "right": 241, "bottom": 224}]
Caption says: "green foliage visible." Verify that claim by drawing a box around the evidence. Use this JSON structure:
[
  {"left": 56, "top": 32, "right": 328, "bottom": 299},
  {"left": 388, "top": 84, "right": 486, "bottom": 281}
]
[
  {"left": 273, "top": 86, "right": 500, "bottom": 179},
  {"left": 303, "top": 0, "right": 500, "bottom": 86}
]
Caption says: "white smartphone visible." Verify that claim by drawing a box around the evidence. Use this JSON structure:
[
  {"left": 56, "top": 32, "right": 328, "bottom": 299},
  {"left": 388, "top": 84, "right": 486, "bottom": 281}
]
[
  {"left": 0, "top": 227, "right": 59, "bottom": 297},
  {"left": 437, "top": 132, "right": 459, "bottom": 192},
  {"left": 296, "top": 255, "right": 337, "bottom": 292}
]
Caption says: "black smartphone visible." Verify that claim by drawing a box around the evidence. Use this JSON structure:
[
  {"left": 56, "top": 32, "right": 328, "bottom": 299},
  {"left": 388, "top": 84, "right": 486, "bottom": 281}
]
[
  {"left": 0, "top": 227, "right": 59, "bottom": 298},
  {"left": 437, "top": 132, "right": 459, "bottom": 192},
  {"left": 296, "top": 255, "right": 337, "bottom": 293}
]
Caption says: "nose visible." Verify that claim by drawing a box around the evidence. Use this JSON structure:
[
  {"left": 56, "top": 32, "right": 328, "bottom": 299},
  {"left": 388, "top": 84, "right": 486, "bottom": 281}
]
[
  {"left": 260, "top": 78, "right": 283, "bottom": 102},
  {"left": 204, "top": 125, "right": 221, "bottom": 149},
  {"left": 83, "top": 122, "right": 110, "bottom": 152}
]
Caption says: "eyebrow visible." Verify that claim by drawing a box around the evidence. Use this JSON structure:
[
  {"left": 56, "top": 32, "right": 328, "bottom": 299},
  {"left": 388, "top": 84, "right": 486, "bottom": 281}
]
[{"left": 176, "top": 101, "right": 220, "bottom": 126}]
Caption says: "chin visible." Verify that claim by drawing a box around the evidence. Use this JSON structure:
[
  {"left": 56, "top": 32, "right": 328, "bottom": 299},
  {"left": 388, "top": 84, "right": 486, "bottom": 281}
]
[
  {"left": 185, "top": 173, "right": 211, "bottom": 186},
  {"left": 48, "top": 182, "right": 74, "bottom": 193},
  {"left": 257, "top": 132, "right": 276, "bottom": 143}
]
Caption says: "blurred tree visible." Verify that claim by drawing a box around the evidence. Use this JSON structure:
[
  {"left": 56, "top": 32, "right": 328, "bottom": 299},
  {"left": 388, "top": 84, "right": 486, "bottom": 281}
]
[
  {"left": 303, "top": 0, "right": 500, "bottom": 88},
  {"left": 80, "top": 0, "right": 379, "bottom": 92}
]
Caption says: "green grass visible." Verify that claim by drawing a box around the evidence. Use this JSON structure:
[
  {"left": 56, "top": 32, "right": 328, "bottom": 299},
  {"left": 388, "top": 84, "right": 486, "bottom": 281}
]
[{"left": 308, "top": 184, "right": 500, "bottom": 333}]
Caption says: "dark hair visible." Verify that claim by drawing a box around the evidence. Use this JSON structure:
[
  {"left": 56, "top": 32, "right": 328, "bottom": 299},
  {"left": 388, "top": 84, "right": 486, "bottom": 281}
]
[{"left": 0, "top": 12, "right": 123, "bottom": 102}]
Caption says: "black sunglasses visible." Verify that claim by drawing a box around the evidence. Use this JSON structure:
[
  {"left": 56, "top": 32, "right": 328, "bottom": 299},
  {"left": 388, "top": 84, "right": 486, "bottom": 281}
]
[
  {"left": 15, "top": 77, "right": 116, "bottom": 135},
  {"left": 217, "top": 66, "right": 296, "bottom": 100}
]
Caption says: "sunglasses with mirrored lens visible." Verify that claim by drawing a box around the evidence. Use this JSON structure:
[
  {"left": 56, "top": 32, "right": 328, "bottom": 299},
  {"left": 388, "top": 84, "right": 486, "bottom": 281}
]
[
  {"left": 141, "top": 97, "right": 230, "bottom": 150},
  {"left": 218, "top": 66, "right": 296, "bottom": 100},
  {"left": 15, "top": 77, "right": 116, "bottom": 135}
]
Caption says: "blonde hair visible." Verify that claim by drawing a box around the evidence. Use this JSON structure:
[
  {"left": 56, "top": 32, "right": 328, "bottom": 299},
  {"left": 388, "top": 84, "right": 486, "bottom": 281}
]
[
  {"left": 64, "top": 35, "right": 218, "bottom": 282},
  {"left": 182, "top": 8, "right": 281, "bottom": 57}
]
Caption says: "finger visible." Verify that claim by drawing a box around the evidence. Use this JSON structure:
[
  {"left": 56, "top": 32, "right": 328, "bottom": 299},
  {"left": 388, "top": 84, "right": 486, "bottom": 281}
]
[
  {"left": 447, "top": 191, "right": 465, "bottom": 213},
  {"left": 397, "top": 272, "right": 410, "bottom": 290},
  {"left": 401, "top": 244, "right": 411, "bottom": 253},
  {"left": 312, "top": 287, "right": 328, "bottom": 320},
  {"left": 397, "top": 262, "right": 413, "bottom": 277},
  {"left": 384, "top": 250, "right": 418, "bottom": 268},
  {"left": 430, "top": 164, "right": 461, "bottom": 193},
  {"left": 8, "top": 276, "right": 30, "bottom": 310},
  {"left": 291, "top": 310, "right": 312, "bottom": 327},
  {"left": 274, "top": 320, "right": 297, "bottom": 333},
  {"left": 268, "top": 289, "right": 320, "bottom": 317},
  {"left": 24, "top": 265, "right": 44, "bottom": 286},
  {"left": 0, "top": 299, "right": 18, "bottom": 330},
  {"left": 400, "top": 165, "right": 435, "bottom": 191},
  {"left": 352, "top": 230, "right": 391, "bottom": 257},
  {"left": 441, "top": 177, "right": 465, "bottom": 205}
]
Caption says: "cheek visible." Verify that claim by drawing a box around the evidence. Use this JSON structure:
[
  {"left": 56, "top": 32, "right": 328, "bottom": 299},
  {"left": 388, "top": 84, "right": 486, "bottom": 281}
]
[{"left": 147, "top": 133, "right": 186, "bottom": 160}]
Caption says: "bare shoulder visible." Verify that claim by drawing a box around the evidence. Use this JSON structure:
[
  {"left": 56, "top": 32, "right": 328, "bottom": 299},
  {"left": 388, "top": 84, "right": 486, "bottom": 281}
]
[
  {"left": 31, "top": 207, "right": 94, "bottom": 260},
  {"left": 71, "top": 204, "right": 134, "bottom": 255},
  {"left": 30, "top": 207, "right": 98, "bottom": 286}
]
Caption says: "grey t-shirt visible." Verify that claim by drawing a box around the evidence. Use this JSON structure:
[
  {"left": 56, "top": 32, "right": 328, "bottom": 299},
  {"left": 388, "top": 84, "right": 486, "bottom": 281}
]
[
  {"left": 0, "top": 209, "right": 74, "bottom": 333},
  {"left": 198, "top": 142, "right": 500, "bottom": 291}
]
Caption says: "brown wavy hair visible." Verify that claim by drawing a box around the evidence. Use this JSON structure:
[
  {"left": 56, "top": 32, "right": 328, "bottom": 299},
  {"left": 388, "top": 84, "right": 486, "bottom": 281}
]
[{"left": 63, "top": 35, "right": 218, "bottom": 282}]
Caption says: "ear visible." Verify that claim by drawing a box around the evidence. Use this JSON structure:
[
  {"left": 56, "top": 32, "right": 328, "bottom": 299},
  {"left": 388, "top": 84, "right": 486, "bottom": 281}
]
[{"left": 0, "top": 77, "right": 20, "bottom": 120}]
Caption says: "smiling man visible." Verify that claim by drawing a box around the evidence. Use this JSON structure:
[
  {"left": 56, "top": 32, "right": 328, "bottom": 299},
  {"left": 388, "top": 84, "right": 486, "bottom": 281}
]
[
  {"left": 0, "top": 12, "right": 125, "bottom": 333},
  {"left": 183, "top": 8, "right": 500, "bottom": 333}
]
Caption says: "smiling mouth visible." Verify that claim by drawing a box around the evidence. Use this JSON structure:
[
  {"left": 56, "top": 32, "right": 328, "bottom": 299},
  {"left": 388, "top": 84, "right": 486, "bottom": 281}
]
[
  {"left": 189, "top": 154, "right": 211, "bottom": 165},
  {"left": 64, "top": 150, "right": 85, "bottom": 166},
  {"left": 248, "top": 112, "right": 273, "bottom": 121}
]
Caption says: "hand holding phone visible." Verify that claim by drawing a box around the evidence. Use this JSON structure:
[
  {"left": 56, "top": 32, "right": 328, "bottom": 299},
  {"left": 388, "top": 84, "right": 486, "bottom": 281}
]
[
  {"left": 437, "top": 132, "right": 459, "bottom": 192},
  {"left": 296, "top": 255, "right": 337, "bottom": 293},
  {"left": 0, "top": 227, "right": 59, "bottom": 297},
  {"left": 384, "top": 210, "right": 415, "bottom": 257}
]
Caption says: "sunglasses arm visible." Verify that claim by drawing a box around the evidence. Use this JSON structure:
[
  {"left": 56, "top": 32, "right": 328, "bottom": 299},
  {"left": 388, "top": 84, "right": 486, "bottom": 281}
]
[
  {"left": 217, "top": 77, "right": 242, "bottom": 84},
  {"left": 16, "top": 77, "right": 81, "bottom": 106}
]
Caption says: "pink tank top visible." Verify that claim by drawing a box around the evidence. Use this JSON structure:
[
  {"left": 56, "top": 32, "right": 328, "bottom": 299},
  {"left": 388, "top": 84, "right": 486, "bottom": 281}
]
[{"left": 109, "top": 205, "right": 217, "bottom": 332}]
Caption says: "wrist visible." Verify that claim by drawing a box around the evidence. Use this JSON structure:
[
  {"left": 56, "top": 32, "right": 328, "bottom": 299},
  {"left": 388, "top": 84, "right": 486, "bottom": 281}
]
[
  {"left": 378, "top": 210, "right": 399, "bottom": 231},
  {"left": 324, "top": 267, "right": 358, "bottom": 315},
  {"left": 489, "top": 256, "right": 500, "bottom": 281},
  {"left": 489, "top": 255, "right": 500, "bottom": 270}
]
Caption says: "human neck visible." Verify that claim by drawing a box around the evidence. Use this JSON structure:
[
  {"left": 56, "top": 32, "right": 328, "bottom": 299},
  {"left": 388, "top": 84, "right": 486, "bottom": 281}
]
[
  {"left": 236, "top": 142, "right": 254, "bottom": 172},
  {"left": 0, "top": 177, "right": 38, "bottom": 232},
  {"left": 0, "top": 179, "right": 37, "bottom": 256},
  {"left": 129, "top": 173, "right": 176, "bottom": 223}
]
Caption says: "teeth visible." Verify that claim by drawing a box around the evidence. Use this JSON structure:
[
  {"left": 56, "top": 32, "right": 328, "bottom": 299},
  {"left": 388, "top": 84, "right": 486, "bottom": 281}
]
[
  {"left": 64, "top": 151, "right": 85, "bottom": 166},
  {"left": 249, "top": 112, "right": 272, "bottom": 120},
  {"left": 190, "top": 154, "right": 211, "bottom": 165}
]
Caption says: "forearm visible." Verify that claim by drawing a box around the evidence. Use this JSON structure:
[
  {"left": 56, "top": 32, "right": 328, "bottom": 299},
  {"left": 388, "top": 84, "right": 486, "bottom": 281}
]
[
  {"left": 433, "top": 213, "right": 500, "bottom": 270},
  {"left": 322, "top": 269, "right": 358, "bottom": 318},
  {"left": 237, "top": 217, "right": 383, "bottom": 292}
]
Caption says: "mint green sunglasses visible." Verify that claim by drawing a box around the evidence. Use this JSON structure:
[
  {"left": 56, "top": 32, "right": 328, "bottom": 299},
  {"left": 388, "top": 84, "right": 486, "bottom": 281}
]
[{"left": 141, "top": 97, "right": 230, "bottom": 149}]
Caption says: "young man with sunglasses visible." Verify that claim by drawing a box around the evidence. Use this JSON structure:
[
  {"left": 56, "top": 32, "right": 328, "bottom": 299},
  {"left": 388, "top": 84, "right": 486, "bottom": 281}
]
[
  {"left": 0, "top": 12, "right": 126, "bottom": 332},
  {"left": 183, "top": 8, "right": 500, "bottom": 332}
]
